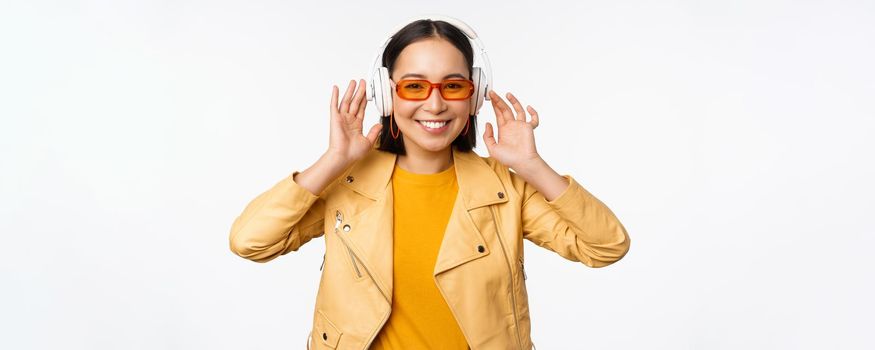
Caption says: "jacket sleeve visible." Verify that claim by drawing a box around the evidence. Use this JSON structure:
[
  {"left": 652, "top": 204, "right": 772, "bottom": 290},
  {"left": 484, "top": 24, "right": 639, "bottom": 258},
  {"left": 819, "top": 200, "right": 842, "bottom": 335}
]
[
  {"left": 229, "top": 171, "right": 327, "bottom": 263},
  {"left": 511, "top": 172, "right": 631, "bottom": 268}
]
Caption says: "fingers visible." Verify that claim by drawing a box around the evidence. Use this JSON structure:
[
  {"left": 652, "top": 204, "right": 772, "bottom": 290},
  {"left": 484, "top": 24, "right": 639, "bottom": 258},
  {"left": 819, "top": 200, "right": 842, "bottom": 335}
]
[
  {"left": 348, "top": 79, "right": 367, "bottom": 119},
  {"left": 330, "top": 85, "right": 339, "bottom": 117},
  {"left": 489, "top": 90, "right": 539, "bottom": 129},
  {"left": 330, "top": 85, "right": 345, "bottom": 131},
  {"left": 339, "top": 80, "right": 356, "bottom": 120},
  {"left": 483, "top": 121, "right": 497, "bottom": 150},
  {"left": 488, "top": 90, "right": 508, "bottom": 125},
  {"left": 489, "top": 90, "right": 517, "bottom": 123},
  {"left": 506, "top": 92, "right": 526, "bottom": 122},
  {"left": 366, "top": 123, "right": 383, "bottom": 145},
  {"left": 527, "top": 105, "right": 539, "bottom": 129},
  {"left": 356, "top": 80, "right": 369, "bottom": 121}
]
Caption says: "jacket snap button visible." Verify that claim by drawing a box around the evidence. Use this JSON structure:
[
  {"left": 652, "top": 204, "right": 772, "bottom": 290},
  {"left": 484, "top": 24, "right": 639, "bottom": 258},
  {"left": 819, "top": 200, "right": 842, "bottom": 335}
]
[
  {"left": 322, "top": 332, "right": 327, "bottom": 340},
  {"left": 346, "top": 175, "right": 354, "bottom": 183},
  {"left": 343, "top": 224, "right": 351, "bottom": 232},
  {"left": 497, "top": 191, "right": 504, "bottom": 199},
  {"left": 478, "top": 245, "right": 485, "bottom": 253}
]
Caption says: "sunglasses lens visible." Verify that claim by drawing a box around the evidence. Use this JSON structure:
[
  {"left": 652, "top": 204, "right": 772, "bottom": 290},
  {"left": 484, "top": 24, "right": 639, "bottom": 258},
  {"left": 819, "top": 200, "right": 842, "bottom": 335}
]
[
  {"left": 441, "top": 80, "right": 474, "bottom": 100},
  {"left": 398, "top": 80, "right": 430, "bottom": 99}
]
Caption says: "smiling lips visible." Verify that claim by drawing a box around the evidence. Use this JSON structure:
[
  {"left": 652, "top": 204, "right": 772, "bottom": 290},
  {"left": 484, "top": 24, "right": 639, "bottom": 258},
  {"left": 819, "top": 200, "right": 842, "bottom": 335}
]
[{"left": 417, "top": 119, "right": 450, "bottom": 134}]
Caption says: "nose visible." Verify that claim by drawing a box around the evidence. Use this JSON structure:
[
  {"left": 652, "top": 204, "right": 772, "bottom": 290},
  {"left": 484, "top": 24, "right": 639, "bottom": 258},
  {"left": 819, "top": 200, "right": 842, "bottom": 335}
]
[{"left": 423, "top": 85, "right": 447, "bottom": 113}]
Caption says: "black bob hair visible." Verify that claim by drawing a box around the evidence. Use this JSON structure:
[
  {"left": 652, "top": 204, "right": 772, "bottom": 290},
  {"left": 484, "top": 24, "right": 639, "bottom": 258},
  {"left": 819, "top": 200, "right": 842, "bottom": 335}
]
[{"left": 376, "top": 19, "right": 477, "bottom": 155}]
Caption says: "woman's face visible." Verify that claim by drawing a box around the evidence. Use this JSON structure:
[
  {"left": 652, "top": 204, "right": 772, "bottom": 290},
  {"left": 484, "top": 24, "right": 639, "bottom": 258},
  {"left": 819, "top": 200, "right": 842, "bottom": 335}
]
[{"left": 391, "top": 37, "right": 471, "bottom": 155}]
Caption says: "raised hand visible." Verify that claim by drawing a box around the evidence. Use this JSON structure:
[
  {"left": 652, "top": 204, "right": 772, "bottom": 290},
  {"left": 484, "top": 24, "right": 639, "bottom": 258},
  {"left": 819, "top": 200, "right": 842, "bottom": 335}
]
[
  {"left": 326, "top": 79, "right": 383, "bottom": 165},
  {"left": 482, "top": 90, "right": 542, "bottom": 170}
]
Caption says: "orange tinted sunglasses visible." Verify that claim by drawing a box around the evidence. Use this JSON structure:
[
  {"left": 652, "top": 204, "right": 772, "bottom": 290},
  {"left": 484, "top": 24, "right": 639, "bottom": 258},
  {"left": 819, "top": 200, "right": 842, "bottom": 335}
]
[{"left": 391, "top": 79, "right": 475, "bottom": 101}]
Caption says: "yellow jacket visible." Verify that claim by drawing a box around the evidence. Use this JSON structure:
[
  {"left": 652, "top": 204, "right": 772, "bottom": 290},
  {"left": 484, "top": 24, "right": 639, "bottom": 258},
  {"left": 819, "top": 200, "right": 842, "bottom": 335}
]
[{"left": 229, "top": 146, "right": 631, "bottom": 349}]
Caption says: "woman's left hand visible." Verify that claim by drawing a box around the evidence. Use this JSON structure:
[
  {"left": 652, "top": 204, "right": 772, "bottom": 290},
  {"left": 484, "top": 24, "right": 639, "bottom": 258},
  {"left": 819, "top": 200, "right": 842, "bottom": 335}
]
[{"left": 482, "top": 90, "right": 542, "bottom": 170}]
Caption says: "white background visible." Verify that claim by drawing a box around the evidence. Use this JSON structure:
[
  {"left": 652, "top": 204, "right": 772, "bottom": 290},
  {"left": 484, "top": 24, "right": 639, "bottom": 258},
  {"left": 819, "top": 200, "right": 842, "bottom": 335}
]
[{"left": 2, "top": 0, "right": 873, "bottom": 349}]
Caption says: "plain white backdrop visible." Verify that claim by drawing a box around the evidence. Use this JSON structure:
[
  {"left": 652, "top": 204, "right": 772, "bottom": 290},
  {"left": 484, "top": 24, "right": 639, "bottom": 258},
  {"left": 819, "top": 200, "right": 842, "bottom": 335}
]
[{"left": 1, "top": 0, "right": 873, "bottom": 349}]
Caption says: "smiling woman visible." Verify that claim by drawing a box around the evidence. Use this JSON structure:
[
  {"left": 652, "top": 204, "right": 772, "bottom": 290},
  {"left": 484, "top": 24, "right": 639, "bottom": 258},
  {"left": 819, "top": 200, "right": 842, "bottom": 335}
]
[
  {"left": 228, "top": 14, "right": 631, "bottom": 350},
  {"left": 375, "top": 18, "right": 480, "bottom": 166}
]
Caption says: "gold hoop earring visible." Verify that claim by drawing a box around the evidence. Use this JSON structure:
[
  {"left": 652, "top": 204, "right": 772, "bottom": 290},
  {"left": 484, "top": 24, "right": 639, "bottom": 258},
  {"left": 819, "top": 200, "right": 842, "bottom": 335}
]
[{"left": 390, "top": 114, "right": 400, "bottom": 140}]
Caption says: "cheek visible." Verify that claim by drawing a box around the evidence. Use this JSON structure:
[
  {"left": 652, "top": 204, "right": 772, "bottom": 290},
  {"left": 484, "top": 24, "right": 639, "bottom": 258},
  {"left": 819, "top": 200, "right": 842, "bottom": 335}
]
[
  {"left": 393, "top": 101, "right": 418, "bottom": 119},
  {"left": 392, "top": 92, "right": 416, "bottom": 112},
  {"left": 450, "top": 103, "right": 470, "bottom": 122}
]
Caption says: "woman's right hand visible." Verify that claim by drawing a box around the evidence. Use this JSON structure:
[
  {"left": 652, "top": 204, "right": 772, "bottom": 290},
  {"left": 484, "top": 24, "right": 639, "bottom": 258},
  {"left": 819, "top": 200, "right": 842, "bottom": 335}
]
[{"left": 326, "top": 79, "right": 383, "bottom": 167}]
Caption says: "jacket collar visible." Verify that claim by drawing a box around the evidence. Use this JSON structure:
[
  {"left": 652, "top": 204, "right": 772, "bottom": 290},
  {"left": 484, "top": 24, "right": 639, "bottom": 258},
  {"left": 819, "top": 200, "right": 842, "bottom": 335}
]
[{"left": 340, "top": 145, "right": 509, "bottom": 209}]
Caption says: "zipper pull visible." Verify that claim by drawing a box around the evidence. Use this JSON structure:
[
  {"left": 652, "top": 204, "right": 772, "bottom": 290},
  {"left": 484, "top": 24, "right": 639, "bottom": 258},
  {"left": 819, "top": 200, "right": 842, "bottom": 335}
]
[
  {"left": 519, "top": 257, "right": 527, "bottom": 280},
  {"left": 334, "top": 210, "right": 342, "bottom": 230}
]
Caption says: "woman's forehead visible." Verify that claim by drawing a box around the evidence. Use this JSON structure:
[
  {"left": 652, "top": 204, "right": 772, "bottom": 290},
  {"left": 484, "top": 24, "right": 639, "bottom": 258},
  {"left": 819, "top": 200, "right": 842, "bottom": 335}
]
[{"left": 394, "top": 39, "right": 468, "bottom": 80}]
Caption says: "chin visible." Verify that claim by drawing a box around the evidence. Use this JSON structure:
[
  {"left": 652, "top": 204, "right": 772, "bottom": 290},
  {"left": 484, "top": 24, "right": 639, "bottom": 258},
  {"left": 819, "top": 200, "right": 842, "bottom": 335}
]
[
  {"left": 406, "top": 137, "right": 453, "bottom": 153},
  {"left": 418, "top": 141, "right": 452, "bottom": 152}
]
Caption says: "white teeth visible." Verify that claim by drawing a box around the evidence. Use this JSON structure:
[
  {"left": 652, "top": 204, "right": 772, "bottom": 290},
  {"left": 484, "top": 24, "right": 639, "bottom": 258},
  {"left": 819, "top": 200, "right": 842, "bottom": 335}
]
[{"left": 418, "top": 120, "right": 448, "bottom": 129}]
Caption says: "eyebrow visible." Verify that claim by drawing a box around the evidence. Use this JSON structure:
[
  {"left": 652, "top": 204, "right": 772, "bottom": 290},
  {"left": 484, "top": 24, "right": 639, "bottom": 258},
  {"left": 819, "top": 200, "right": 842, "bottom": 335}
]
[{"left": 399, "top": 72, "right": 467, "bottom": 80}]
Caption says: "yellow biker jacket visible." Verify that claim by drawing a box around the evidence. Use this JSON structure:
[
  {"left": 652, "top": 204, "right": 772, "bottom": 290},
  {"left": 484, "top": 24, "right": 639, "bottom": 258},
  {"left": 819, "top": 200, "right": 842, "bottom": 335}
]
[{"left": 229, "top": 145, "right": 631, "bottom": 349}]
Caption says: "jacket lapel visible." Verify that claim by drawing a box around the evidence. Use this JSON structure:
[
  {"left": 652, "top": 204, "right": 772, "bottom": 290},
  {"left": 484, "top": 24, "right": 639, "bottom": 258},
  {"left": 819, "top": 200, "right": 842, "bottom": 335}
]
[
  {"left": 433, "top": 148, "right": 509, "bottom": 275},
  {"left": 338, "top": 146, "right": 510, "bottom": 299}
]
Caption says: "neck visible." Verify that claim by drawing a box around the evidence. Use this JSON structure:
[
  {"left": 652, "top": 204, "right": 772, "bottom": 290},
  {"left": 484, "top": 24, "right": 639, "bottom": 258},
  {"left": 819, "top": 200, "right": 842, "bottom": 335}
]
[{"left": 396, "top": 144, "right": 454, "bottom": 174}]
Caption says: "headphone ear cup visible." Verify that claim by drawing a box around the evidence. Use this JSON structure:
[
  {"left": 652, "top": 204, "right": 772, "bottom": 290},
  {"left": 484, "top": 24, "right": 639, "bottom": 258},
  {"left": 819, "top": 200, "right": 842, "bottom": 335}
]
[
  {"left": 470, "top": 66, "right": 488, "bottom": 116},
  {"left": 372, "top": 67, "right": 393, "bottom": 117}
]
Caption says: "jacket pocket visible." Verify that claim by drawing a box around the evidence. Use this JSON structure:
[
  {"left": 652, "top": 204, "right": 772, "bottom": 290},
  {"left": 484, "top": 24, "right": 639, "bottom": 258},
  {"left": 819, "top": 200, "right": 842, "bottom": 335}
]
[{"left": 313, "top": 309, "right": 343, "bottom": 349}]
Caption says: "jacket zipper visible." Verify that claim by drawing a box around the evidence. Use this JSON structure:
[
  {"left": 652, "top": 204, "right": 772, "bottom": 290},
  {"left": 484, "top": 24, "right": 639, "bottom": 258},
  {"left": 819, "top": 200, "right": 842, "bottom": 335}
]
[
  {"left": 334, "top": 211, "right": 362, "bottom": 278},
  {"left": 334, "top": 222, "right": 391, "bottom": 349},
  {"left": 347, "top": 245, "right": 362, "bottom": 278},
  {"left": 334, "top": 210, "right": 389, "bottom": 303},
  {"left": 490, "top": 206, "right": 525, "bottom": 350},
  {"left": 520, "top": 256, "right": 527, "bottom": 280},
  {"left": 520, "top": 256, "right": 534, "bottom": 349},
  {"left": 334, "top": 209, "right": 391, "bottom": 348}
]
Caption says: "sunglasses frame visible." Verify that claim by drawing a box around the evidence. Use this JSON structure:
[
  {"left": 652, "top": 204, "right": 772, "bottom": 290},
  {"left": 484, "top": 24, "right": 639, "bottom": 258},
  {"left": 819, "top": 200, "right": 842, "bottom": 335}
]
[{"left": 391, "top": 78, "right": 475, "bottom": 101}]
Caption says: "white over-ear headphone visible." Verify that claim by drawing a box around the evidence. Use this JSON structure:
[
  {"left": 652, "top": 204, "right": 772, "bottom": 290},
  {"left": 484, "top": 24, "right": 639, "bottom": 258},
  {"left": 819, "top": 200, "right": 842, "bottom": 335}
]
[{"left": 365, "top": 14, "right": 493, "bottom": 118}]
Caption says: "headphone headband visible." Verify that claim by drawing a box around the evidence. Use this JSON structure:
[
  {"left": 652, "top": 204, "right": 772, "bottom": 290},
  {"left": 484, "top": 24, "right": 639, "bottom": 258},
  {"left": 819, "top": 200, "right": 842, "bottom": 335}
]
[{"left": 366, "top": 14, "right": 493, "bottom": 103}]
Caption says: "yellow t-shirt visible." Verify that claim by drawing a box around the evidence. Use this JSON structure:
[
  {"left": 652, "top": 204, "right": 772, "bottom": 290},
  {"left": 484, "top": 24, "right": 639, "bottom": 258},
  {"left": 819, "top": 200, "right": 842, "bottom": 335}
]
[{"left": 369, "top": 162, "right": 469, "bottom": 350}]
